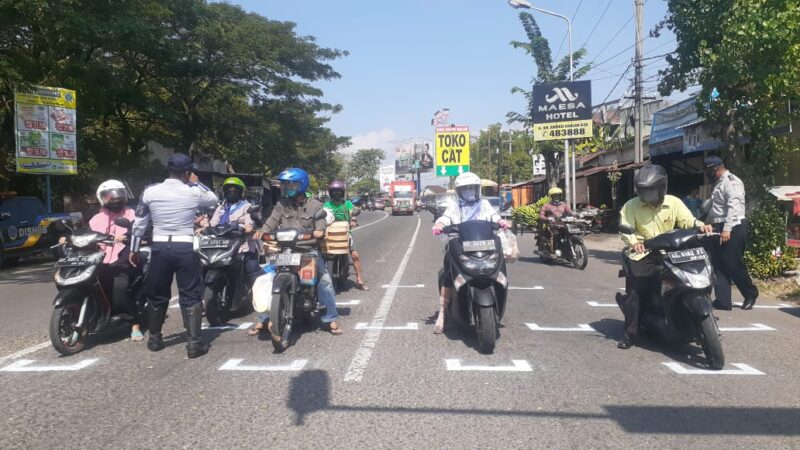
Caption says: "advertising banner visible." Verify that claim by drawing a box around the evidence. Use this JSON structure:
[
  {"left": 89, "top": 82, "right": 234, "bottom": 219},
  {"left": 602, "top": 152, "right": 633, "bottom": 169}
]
[
  {"left": 416, "top": 143, "right": 434, "bottom": 173},
  {"left": 394, "top": 143, "right": 414, "bottom": 175},
  {"left": 379, "top": 165, "right": 395, "bottom": 192},
  {"left": 531, "top": 80, "right": 592, "bottom": 142},
  {"left": 435, "top": 126, "right": 470, "bottom": 177},
  {"left": 14, "top": 86, "right": 78, "bottom": 175}
]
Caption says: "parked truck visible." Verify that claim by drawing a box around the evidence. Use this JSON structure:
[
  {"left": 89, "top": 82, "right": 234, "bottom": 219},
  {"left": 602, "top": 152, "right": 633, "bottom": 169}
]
[{"left": 389, "top": 180, "right": 416, "bottom": 216}]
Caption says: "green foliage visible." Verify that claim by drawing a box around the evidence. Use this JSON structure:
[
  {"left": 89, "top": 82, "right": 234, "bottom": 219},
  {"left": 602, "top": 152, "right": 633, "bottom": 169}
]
[
  {"left": 470, "top": 125, "right": 539, "bottom": 184},
  {"left": 743, "top": 202, "right": 798, "bottom": 279},
  {"left": 512, "top": 196, "right": 551, "bottom": 228}
]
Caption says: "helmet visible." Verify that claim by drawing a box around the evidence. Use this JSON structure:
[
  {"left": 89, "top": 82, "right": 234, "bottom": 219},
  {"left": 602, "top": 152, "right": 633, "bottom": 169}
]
[
  {"left": 96, "top": 180, "right": 128, "bottom": 211},
  {"left": 634, "top": 164, "right": 668, "bottom": 207},
  {"left": 277, "top": 168, "right": 310, "bottom": 198},
  {"left": 548, "top": 187, "right": 563, "bottom": 196},
  {"left": 454, "top": 172, "right": 481, "bottom": 205},
  {"left": 222, "top": 177, "right": 246, "bottom": 203},
  {"left": 328, "top": 180, "right": 346, "bottom": 201}
]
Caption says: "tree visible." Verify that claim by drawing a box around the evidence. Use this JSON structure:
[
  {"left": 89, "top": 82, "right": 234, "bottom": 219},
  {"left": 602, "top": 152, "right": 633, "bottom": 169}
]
[
  {"left": 657, "top": 0, "right": 800, "bottom": 198},
  {"left": 507, "top": 12, "right": 592, "bottom": 188},
  {"left": 342, "top": 148, "right": 384, "bottom": 190}
]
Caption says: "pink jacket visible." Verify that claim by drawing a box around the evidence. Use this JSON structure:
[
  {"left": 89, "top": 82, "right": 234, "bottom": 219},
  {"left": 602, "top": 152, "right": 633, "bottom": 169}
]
[{"left": 89, "top": 207, "right": 136, "bottom": 264}]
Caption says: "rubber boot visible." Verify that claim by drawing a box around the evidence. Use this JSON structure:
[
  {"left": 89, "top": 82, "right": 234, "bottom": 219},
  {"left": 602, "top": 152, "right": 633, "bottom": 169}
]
[
  {"left": 434, "top": 295, "right": 450, "bottom": 334},
  {"left": 147, "top": 303, "right": 167, "bottom": 352},
  {"left": 183, "top": 303, "right": 209, "bottom": 359}
]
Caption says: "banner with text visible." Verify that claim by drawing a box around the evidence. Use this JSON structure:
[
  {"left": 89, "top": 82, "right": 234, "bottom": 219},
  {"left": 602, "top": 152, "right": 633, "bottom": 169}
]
[
  {"left": 435, "top": 126, "right": 470, "bottom": 177},
  {"left": 15, "top": 86, "right": 78, "bottom": 175},
  {"left": 531, "top": 80, "right": 592, "bottom": 142}
]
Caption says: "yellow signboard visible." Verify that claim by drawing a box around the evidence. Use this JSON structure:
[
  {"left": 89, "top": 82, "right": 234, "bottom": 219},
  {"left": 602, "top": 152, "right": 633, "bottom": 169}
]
[
  {"left": 435, "top": 126, "right": 470, "bottom": 177},
  {"left": 14, "top": 86, "right": 78, "bottom": 175},
  {"left": 532, "top": 119, "right": 592, "bottom": 142}
]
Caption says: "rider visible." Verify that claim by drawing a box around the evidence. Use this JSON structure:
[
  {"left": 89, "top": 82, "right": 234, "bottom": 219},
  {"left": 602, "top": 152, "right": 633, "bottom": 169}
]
[
  {"left": 259, "top": 168, "right": 342, "bottom": 335},
  {"left": 431, "top": 172, "right": 509, "bottom": 334},
  {"left": 323, "top": 180, "right": 369, "bottom": 291},
  {"left": 89, "top": 180, "right": 144, "bottom": 341},
  {"left": 539, "top": 187, "right": 573, "bottom": 253},
  {"left": 616, "top": 164, "right": 712, "bottom": 349},
  {"left": 198, "top": 177, "right": 262, "bottom": 330}
]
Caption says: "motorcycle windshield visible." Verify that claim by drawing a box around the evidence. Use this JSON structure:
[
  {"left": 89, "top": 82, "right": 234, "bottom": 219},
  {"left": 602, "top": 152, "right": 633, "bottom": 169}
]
[
  {"left": 458, "top": 220, "right": 496, "bottom": 243},
  {"left": 646, "top": 228, "right": 698, "bottom": 251}
]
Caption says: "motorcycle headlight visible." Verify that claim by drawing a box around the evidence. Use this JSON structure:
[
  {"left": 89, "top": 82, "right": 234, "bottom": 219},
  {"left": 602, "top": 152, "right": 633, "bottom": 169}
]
[
  {"left": 276, "top": 230, "right": 298, "bottom": 242},
  {"left": 71, "top": 233, "right": 100, "bottom": 248},
  {"left": 460, "top": 254, "right": 498, "bottom": 272},
  {"left": 55, "top": 264, "right": 98, "bottom": 286}
]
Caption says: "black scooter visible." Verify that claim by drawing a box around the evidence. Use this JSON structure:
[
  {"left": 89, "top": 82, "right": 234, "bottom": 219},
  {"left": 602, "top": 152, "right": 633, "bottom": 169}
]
[
  {"left": 194, "top": 205, "right": 261, "bottom": 325},
  {"left": 48, "top": 217, "right": 150, "bottom": 356},
  {"left": 535, "top": 216, "right": 590, "bottom": 269},
  {"left": 618, "top": 224, "right": 724, "bottom": 369},
  {"left": 440, "top": 220, "right": 508, "bottom": 354}
]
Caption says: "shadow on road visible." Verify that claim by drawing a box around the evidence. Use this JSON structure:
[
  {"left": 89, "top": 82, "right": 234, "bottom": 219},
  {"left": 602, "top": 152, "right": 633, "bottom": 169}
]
[
  {"left": 587, "top": 248, "right": 622, "bottom": 265},
  {"left": 0, "top": 262, "right": 54, "bottom": 285},
  {"left": 287, "top": 370, "right": 800, "bottom": 435}
]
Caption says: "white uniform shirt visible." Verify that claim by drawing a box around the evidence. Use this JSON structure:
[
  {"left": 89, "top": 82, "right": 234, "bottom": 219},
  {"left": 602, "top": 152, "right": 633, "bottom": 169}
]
[
  {"left": 435, "top": 198, "right": 500, "bottom": 227},
  {"left": 133, "top": 178, "right": 219, "bottom": 239},
  {"left": 707, "top": 170, "right": 746, "bottom": 232}
]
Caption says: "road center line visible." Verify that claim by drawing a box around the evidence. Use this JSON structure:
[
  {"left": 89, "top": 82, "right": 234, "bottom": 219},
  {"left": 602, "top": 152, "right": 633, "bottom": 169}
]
[
  {"left": 445, "top": 359, "right": 533, "bottom": 372},
  {"left": 382, "top": 284, "right": 425, "bottom": 288},
  {"left": 662, "top": 362, "right": 765, "bottom": 375},
  {"left": 351, "top": 211, "right": 389, "bottom": 232},
  {"left": 354, "top": 322, "right": 418, "bottom": 330},
  {"left": 344, "top": 216, "right": 421, "bottom": 383},
  {"left": 526, "top": 323, "right": 595, "bottom": 332},
  {"left": 509, "top": 286, "right": 544, "bottom": 290}
]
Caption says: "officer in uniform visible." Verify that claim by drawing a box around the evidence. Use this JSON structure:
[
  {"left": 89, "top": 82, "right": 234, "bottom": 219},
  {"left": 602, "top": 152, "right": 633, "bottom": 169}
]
[
  {"left": 130, "top": 153, "right": 219, "bottom": 357},
  {"left": 704, "top": 156, "right": 759, "bottom": 310}
]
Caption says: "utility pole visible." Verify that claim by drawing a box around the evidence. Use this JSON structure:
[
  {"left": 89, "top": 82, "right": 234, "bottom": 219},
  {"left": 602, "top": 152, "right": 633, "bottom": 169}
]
[{"left": 633, "top": 0, "right": 645, "bottom": 163}]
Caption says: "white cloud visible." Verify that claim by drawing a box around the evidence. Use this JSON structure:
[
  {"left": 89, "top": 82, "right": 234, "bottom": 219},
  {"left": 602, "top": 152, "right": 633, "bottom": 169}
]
[{"left": 342, "top": 128, "right": 397, "bottom": 157}]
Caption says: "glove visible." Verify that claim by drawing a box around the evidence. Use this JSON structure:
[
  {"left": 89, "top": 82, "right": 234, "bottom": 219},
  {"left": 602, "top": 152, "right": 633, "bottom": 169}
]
[
  {"left": 432, "top": 227, "right": 443, "bottom": 236},
  {"left": 498, "top": 220, "right": 510, "bottom": 230}
]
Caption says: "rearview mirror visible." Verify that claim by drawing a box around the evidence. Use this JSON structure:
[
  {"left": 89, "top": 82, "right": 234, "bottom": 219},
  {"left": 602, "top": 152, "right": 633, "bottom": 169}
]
[
  {"left": 0, "top": 212, "right": 11, "bottom": 221},
  {"left": 618, "top": 224, "right": 636, "bottom": 234},
  {"left": 114, "top": 217, "right": 132, "bottom": 228},
  {"left": 313, "top": 208, "right": 327, "bottom": 220},
  {"left": 247, "top": 205, "right": 262, "bottom": 214},
  {"left": 351, "top": 207, "right": 361, "bottom": 217},
  {"left": 53, "top": 219, "right": 72, "bottom": 233}
]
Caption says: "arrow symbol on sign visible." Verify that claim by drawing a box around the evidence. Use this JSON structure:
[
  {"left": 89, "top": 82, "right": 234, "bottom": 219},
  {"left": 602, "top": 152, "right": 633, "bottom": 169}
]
[
  {"left": 457, "top": 165, "right": 464, "bottom": 174},
  {"left": 440, "top": 166, "right": 446, "bottom": 175}
]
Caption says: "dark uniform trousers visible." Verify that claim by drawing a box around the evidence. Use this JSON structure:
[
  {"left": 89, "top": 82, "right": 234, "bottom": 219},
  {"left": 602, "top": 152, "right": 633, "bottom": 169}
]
[
  {"left": 618, "top": 252, "right": 661, "bottom": 338},
  {"left": 148, "top": 242, "right": 202, "bottom": 309},
  {"left": 707, "top": 220, "right": 759, "bottom": 307}
]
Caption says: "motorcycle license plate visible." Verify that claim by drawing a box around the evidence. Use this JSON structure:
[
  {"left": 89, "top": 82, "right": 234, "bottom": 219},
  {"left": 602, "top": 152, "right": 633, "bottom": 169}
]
[
  {"left": 270, "top": 253, "right": 303, "bottom": 267},
  {"left": 462, "top": 240, "right": 495, "bottom": 252},
  {"left": 56, "top": 256, "right": 92, "bottom": 267},
  {"left": 200, "top": 237, "right": 231, "bottom": 249},
  {"left": 667, "top": 247, "right": 707, "bottom": 264}
]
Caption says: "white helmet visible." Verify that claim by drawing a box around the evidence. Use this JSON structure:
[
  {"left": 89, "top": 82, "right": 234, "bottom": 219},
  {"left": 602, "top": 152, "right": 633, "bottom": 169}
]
[
  {"left": 96, "top": 179, "right": 128, "bottom": 210},
  {"left": 454, "top": 172, "right": 481, "bottom": 205}
]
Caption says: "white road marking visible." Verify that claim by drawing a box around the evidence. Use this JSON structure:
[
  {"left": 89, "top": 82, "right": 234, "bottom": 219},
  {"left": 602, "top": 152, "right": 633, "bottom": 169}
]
[
  {"left": 382, "top": 284, "right": 425, "bottom": 288},
  {"left": 336, "top": 300, "right": 361, "bottom": 306},
  {"left": 526, "top": 323, "right": 595, "bottom": 332},
  {"left": 509, "top": 286, "right": 544, "bottom": 290},
  {"left": 445, "top": 359, "right": 533, "bottom": 372},
  {"left": 0, "top": 342, "right": 52, "bottom": 366},
  {"left": 732, "top": 302, "right": 794, "bottom": 309},
  {"left": 218, "top": 358, "right": 307, "bottom": 372},
  {"left": 352, "top": 211, "right": 389, "bottom": 232},
  {"left": 354, "top": 322, "right": 418, "bottom": 330},
  {"left": 587, "top": 301, "right": 618, "bottom": 307},
  {"left": 662, "top": 362, "right": 765, "bottom": 375},
  {"left": 202, "top": 322, "right": 253, "bottom": 330},
  {"left": 0, "top": 358, "right": 98, "bottom": 372},
  {"left": 718, "top": 323, "right": 777, "bottom": 332},
  {"left": 345, "top": 216, "right": 422, "bottom": 383}
]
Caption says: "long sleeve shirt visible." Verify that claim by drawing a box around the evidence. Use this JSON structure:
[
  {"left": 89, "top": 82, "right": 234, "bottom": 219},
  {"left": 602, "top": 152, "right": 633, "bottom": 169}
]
[
  {"left": 619, "top": 195, "right": 703, "bottom": 261},
  {"left": 539, "top": 202, "right": 572, "bottom": 221},
  {"left": 435, "top": 199, "right": 500, "bottom": 227},
  {"left": 707, "top": 170, "right": 746, "bottom": 232},
  {"left": 88, "top": 207, "right": 136, "bottom": 264},
  {"left": 208, "top": 200, "right": 256, "bottom": 253},
  {"left": 263, "top": 198, "right": 327, "bottom": 249}
]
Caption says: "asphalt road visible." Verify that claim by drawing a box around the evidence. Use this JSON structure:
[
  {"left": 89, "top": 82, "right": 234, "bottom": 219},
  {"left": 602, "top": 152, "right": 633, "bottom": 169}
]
[{"left": 1, "top": 210, "right": 799, "bottom": 449}]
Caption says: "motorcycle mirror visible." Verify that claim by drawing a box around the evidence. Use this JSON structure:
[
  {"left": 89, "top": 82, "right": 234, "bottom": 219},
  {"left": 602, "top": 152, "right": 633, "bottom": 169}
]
[
  {"left": 313, "top": 208, "right": 327, "bottom": 220},
  {"left": 53, "top": 219, "right": 71, "bottom": 233},
  {"left": 351, "top": 207, "right": 361, "bottom": 217},
  {"left": 618, "top": 224, "right": 636, "bottom": 234},
  {"left": 699, "top": 199, "right": 712, "bottom": 220},
  {"left": 0, "top": 212, "right": 11, "bottom": 221},
  {"left": 247, "top": 205, "right": 262, "bottom": 214},
  {"left": 114, "top": 217, "right": 132, "bottom": 228}
]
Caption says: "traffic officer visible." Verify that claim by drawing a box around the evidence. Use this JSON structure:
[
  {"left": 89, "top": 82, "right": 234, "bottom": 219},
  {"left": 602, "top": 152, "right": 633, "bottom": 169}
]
[
  {"left": 704, "top": 156, "right": 759, "bottom": 310},
  {"left": 130, "top": 153, "right": 219, "bottom": 357}
]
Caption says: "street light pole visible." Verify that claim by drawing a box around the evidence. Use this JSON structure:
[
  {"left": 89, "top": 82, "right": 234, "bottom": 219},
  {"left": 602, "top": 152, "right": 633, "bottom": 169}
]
[{"left": 508, "top": 0, "right": 574, "bottom": 208}]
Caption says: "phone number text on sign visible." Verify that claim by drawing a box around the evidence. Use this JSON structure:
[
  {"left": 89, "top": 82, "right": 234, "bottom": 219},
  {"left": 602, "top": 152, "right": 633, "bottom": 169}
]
[{"left": 532, "top": 120, "right": 592, "bottom": 142}]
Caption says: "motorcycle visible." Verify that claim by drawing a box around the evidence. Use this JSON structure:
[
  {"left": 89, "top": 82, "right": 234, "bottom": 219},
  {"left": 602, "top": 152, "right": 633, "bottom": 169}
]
[
  {"left": 618, "top": 224, "right": 724, "bottom": 370},
  {"left": 263, "top": 208, "right": 328, "bottom": 352},
  {"left": 48, "top": 217, "right": 150, "bottom": 356},
  {"left": 323, "top": 209, "right": 360, "bottom": 292},
  {"left": 535, "top": 216, "right": 590, "bottom": 269},
  {"left": 440, "top": 220, "right": 509, "bottom": 354},
  {"left": 194, "top": 205, "right": 262, "bottom": 326}
]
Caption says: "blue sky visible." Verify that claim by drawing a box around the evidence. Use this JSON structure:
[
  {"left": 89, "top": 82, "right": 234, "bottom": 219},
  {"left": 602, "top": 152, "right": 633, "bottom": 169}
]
[{"left": 234, "top": 0, "right": 681, "bottom": 159}]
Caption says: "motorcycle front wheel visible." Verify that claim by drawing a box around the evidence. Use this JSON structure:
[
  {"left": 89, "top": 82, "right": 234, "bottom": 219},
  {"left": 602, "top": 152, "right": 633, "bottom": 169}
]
[
  {"left": 270, "top": 289, "right": 293, "bottom": 353},
  {"left": 570, "top": 238, "right": 588, "bottom": 270},
  {"left": 49, "top": 302, "right": 86, "bottom": 356},
  {"left": 203, "top": 279, "right": 227, "bottom": 326},
  {"left": 475, "top": 305, "right": 497, "bottom": 354},
  {"left": 696, "top": 313, "right": 725, "bottom": 370}
]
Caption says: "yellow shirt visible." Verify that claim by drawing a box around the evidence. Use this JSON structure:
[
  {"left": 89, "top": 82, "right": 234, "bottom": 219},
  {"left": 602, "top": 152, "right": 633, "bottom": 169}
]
[{"left": 619, "top": 195, "right": 703, "bottom": 261}]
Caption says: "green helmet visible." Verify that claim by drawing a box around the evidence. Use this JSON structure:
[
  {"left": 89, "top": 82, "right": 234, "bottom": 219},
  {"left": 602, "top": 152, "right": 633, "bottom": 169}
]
[{"left": 222, "top": 177, "right": 246, "bottom": 191}]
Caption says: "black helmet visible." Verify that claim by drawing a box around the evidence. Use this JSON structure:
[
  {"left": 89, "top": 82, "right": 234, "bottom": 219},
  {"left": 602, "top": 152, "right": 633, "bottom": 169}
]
[{"left": 634, "top": 164, "right": 667, "bottom": 206}]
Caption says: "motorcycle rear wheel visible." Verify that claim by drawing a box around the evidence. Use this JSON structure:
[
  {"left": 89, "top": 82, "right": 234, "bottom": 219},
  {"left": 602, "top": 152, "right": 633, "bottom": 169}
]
[
  {"left": 570, "top": 239, "right": 588, "bottom": 270},
  {"left": 696, "top": 313, "right": 725, "bottom": 370},
  {"left": 49, "top": 303, "right": 86, "bottom": 356},
  {"left": 270, "top": 290, "right": 292, "bottom": 353},
  {"left": 475, "top": 305, "right": 497, "bottom": 354},
  {"left": 338, "top": 255, "right": 349, "bottom": 287}
]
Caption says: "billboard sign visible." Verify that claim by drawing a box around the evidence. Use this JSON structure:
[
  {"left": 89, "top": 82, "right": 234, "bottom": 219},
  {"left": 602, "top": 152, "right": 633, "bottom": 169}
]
[
  {"left": 394, "top": 143, "right": 414, "bottom": 175},
  {"left": 15, "top": 86, "right": 78, "bottom": 175},
  {"left": 435, "top": 126, "right": 470, "bottom": 177},
  {"left": 531, "top": 80, "right": 592, "bottom": 142},
  {"left": 379, "top": 165, "right": 395, "bottom": 192},
  {"left": 416, "top": 143, "right": 434, "bottom": 173}
]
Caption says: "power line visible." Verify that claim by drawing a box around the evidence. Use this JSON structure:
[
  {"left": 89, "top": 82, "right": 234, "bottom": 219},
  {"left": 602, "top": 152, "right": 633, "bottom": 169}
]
[
  {"left": 600, "top": 64, "right": 633, "bottom": 105},
  {"left": 553, "top": 0, "right": 584, "bottom": 62},
  {"left": 579, "top": 0, "right": 614, "bottom": 50},
  {"left": 591, "top": 37, "right": 674, "bottom": 71},
  {"left": 590, "top": 15, "right": 635, "bottom": 62}
]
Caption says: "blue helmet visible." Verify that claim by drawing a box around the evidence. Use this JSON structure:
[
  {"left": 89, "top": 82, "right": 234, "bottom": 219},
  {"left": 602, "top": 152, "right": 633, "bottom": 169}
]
[{"left": 277, "top": 168, "right": 310, "bottom": 198}]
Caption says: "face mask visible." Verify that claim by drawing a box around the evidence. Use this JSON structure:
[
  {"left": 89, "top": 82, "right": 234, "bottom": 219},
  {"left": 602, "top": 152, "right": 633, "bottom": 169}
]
[
  {"left": 638, "top": 188, "right": 663, "bottom": 207},
  {"left": 551, "top": 196, "right": 562, "bottom": 205},
  {"left": 705, "top": 170, "right": 718, "bottom": 183},
  {"left": 224, "top": 192, "right": 241, "bottom": 203},
  {"left": 331, "top": 191, "right": 344, "bottom": 201},
  {"left": 107, "top": 200, "right": 124, "bottom": 212},
  {"left": 459, "top": 189, "right": 478, "bottom": 204}
]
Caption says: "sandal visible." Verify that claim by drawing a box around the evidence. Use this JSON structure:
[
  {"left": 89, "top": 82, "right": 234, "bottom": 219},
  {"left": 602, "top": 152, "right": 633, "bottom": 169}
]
[
  {"left": 131, "top": 329, "right": 144, "bottom": 342},
  {"left": 324, "top": 322, "right": 343, "bottom": 335},
  {"left": 247, "top": 322, "right": 266, "bottom": 336},
  {"left": 355, "top": 282, "right": 370, "bottom": 291}
]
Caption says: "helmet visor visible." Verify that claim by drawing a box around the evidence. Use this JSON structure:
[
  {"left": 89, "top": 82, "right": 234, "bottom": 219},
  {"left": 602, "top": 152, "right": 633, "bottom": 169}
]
[
  {"left": 456, "top": 185, "right": 479, "bottom": 204},
  {"left": 638, "top": 187, "right": 664, "bottom": 206},
  {"left": 100, "top": 188, "right": 127, "bottom": 205},
  {"left": 281, "top": 181, "right": 301, "bottom": 198}
]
